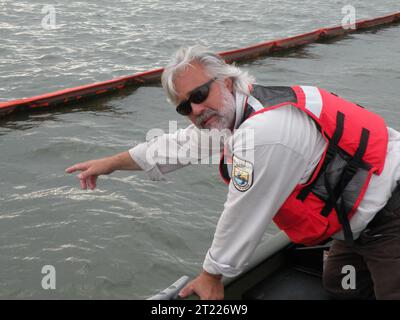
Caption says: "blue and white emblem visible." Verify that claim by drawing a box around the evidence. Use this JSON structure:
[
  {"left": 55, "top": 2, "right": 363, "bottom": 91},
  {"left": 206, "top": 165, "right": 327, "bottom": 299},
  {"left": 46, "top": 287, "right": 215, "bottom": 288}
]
[{"left": 232, "top": 155, "right": 253, "bottom": 192}]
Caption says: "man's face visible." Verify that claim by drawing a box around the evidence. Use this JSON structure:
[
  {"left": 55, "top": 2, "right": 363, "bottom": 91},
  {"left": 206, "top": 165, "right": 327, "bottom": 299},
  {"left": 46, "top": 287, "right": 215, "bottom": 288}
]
[{"left": 173, "top": 62, "right": 236, "bottom": 130}]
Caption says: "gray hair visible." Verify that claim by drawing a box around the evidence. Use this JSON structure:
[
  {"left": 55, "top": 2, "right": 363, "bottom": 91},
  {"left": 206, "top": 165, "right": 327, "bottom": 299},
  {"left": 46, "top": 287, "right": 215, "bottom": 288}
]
[{"left": 161, "top": 45, "right": 255, "bottom": 105}]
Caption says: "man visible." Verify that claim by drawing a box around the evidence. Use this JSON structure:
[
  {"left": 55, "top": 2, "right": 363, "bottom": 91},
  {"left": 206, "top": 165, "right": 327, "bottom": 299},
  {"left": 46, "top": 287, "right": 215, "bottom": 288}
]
[{"left": 66, "top": 46, "right": 400, "bottom": 300}]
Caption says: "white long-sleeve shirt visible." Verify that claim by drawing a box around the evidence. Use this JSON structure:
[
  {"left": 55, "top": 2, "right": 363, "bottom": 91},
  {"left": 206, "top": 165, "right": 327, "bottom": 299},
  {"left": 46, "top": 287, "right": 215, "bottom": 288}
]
[{"left": 129, "top": 90, "right": 400, "bottom": 277}]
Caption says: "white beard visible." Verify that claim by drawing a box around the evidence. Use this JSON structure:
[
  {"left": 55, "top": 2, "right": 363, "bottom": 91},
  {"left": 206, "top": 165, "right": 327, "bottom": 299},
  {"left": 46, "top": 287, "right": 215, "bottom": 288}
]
[{"left": 195, "top": 85, "right": 236, "bottom": 131}]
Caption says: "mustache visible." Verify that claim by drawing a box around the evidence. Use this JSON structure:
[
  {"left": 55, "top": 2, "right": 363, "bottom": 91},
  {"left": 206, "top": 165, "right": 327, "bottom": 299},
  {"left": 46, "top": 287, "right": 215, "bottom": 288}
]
[{"left": 195, "top": 109, "right": 219, "bottom": 127}]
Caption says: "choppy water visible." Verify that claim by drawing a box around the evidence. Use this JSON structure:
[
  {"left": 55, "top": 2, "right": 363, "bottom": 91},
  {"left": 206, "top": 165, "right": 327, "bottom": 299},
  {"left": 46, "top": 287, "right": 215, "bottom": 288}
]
[{"left": 0, "top": 1, "right": 399, "bottom": 299}]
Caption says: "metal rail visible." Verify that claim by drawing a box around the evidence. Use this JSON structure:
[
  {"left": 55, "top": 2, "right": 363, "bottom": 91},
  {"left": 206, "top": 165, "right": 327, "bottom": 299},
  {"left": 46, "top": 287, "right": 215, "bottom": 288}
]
[{"left": 147, "top": 232, "right": 290, "bottom": 300}]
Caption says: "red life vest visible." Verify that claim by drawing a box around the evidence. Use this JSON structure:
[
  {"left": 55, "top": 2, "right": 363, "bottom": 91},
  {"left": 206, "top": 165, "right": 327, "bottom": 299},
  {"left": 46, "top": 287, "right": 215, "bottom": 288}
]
[{"left": 219, "top": 85, "right": 388, "bottom": 246}]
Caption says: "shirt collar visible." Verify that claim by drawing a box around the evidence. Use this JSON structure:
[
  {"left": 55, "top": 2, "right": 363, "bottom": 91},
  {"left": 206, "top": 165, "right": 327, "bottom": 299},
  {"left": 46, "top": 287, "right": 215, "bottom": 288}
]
[{"left": 233, "top": 90, "right": 248, "bottom": 130}]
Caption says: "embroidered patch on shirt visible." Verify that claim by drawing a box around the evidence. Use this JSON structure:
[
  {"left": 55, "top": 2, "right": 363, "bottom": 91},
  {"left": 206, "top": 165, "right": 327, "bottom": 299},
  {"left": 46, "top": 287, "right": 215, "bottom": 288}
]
[{"left": 232, "top": 155, "right": 254, "bottom": 192}]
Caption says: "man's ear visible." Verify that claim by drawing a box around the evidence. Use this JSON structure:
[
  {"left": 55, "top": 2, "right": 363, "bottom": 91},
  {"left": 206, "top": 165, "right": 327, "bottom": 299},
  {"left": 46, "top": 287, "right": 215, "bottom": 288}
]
[{"left": 224, "top": 77, "right": 233, "bottom": 93}]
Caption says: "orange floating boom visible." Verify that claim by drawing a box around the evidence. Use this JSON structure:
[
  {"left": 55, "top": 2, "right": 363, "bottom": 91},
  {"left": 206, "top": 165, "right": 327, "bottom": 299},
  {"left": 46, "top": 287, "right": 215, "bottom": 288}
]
[{"left": 1, "top": 11, "right": 399, "bottom": 118}]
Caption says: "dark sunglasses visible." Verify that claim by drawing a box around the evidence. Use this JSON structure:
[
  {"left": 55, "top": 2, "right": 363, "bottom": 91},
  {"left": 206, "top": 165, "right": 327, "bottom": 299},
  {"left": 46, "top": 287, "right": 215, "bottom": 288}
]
[{"left": 176, "top": 78, "right": 217, "bottom": 115}]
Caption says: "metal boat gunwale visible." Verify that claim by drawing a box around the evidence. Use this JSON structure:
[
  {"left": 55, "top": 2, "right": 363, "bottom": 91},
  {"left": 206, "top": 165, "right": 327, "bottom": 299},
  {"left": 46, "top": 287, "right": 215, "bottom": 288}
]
[{"left": 148, "top": 232, "right": 332, "bottom": 300}]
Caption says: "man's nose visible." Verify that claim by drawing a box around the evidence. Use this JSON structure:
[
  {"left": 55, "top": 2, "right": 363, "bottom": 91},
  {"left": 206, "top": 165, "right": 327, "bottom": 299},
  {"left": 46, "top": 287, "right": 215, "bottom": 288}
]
[{"left": 191, "top": 103, "right": 207, "bottom": 116}]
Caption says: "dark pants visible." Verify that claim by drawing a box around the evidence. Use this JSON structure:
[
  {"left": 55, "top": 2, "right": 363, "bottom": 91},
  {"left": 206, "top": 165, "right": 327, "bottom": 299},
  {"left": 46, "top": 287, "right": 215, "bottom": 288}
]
[{"left": 323, "top": 183, "right": 400, "bottom": 300}]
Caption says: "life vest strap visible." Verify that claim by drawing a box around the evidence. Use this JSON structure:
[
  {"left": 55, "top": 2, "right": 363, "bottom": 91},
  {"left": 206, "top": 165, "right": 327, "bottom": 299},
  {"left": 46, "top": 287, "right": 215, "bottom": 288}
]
[
  {"left": 296, "top": 109, "right": 370, "bottom": 245},
  {"left": 321, "top": 127, "right": 370, "bottom": 245},
  {"left": 297, "top": 111, "right": 345, "bottom": 201}
]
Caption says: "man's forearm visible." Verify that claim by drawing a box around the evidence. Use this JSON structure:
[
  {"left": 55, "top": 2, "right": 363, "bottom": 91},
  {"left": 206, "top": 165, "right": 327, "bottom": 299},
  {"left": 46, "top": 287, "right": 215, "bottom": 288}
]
[{"left": 110, "top": 151, "right": 142, "bottom": 171}]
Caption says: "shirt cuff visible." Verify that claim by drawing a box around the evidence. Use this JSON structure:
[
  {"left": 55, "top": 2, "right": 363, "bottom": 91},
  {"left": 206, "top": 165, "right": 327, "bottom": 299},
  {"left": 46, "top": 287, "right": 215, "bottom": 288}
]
[
  {"left": 202, "top": 250, "right": 244, "bottom": 278},
  {"left": 129, "top": 143, "right": 166, "bottom": 181}
]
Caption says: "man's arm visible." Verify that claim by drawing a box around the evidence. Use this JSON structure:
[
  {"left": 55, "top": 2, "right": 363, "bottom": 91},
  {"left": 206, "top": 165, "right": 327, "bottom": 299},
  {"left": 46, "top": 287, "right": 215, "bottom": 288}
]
[
  {"left": 66, "top": 124, "right": 222, "bottom": 188},
  {"left": 178, "top": 142, "right": 308, "bottom": 299},
  {"left": 65, "top": 151, "right": 141, "bottom": 190},
  {"left": 204, "top": 144, "right": 307, "bottom": 275},
  {"left": 128, "top": 124, "right": 224, "bottom": 180}
]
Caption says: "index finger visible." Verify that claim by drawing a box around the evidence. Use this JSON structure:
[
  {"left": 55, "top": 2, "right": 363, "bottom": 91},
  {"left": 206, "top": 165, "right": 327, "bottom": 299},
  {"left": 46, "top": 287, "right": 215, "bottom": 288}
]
[{"left": 65, "top": 163, "right": 87, "bottom": 173}]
